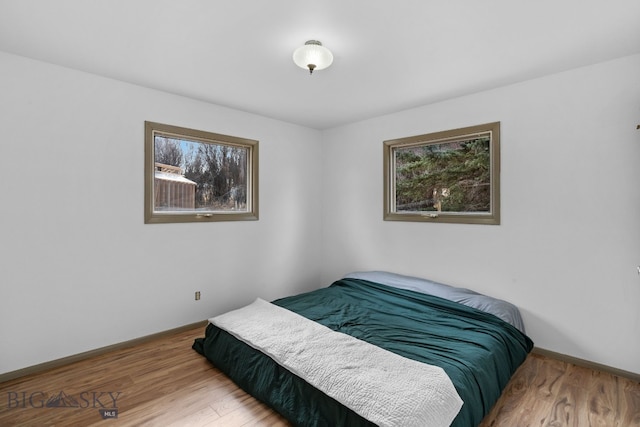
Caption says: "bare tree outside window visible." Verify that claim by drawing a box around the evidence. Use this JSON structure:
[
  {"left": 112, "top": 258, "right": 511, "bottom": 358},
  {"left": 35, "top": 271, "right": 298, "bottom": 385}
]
[{"left": 145, "top": 122, "right": 258, "bottom": 223}]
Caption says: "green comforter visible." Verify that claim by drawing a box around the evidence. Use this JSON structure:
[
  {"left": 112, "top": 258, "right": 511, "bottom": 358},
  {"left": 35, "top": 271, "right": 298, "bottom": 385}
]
[{"left": 193, "top": 278, "right": 533, "bottom": 427}]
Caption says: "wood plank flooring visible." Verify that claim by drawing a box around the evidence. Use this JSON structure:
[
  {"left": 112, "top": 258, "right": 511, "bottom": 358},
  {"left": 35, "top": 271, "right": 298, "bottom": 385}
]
[
  {"left": 0, "top": 326, "right": 638, "bottom": 426},
  {"left": 479, "top": 352, "right": 640, "bottom": 427}
]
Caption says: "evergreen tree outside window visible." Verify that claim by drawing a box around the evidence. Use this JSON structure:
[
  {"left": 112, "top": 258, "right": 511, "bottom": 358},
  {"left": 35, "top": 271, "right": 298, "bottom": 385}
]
[{"left": 384, "top": 122, "right": 500, "bottom": 225}]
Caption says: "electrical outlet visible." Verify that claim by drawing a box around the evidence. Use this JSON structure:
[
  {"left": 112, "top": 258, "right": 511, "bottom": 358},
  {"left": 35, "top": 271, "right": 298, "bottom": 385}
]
[{"left": 195, "top": 291, "right": 201, "bottom": 301}]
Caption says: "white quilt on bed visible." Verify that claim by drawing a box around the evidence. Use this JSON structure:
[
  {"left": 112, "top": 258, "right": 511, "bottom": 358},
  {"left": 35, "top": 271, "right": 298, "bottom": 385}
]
[{"left": 210, "top": 298, "right": 463, "bottom": 427}]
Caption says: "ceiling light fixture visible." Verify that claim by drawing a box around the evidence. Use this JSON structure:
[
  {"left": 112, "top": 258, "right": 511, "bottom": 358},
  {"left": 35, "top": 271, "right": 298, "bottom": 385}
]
[{"left": 293, "top": 40, "right": 333, "bottom": 74}]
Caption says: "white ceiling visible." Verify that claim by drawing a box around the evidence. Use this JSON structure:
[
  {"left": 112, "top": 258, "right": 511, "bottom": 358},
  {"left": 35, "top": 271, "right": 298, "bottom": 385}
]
[{"left": 1, "top": 1, "right": 639, "bottom": 129}]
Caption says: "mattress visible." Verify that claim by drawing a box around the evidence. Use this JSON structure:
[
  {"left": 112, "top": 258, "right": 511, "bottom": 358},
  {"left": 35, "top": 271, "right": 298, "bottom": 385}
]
[{"left": 193, "top": 275, "right": 533, "bottom": 426}]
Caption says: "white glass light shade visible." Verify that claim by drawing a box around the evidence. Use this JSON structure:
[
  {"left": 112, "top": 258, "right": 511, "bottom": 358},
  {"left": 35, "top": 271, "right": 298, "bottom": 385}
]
[{"left": 293, "top": 40, "right": 333, "bottom": 74}]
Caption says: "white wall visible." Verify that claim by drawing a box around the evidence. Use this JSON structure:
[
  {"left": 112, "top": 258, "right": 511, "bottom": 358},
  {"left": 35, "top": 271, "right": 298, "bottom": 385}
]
[
  {"left": 0, "top": 52, "right": 323, "bottom": 375},
  {"left": 2, "top": 50, "right": 639, "bottom": 377},
  {"left": 321, "top": 54, "right": 640, "bottom": 374}
]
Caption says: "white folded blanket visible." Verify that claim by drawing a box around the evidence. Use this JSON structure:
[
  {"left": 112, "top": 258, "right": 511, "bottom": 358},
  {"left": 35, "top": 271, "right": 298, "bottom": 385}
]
[{"left": 210, "top": 298, "right": 463, "bottom": 427}]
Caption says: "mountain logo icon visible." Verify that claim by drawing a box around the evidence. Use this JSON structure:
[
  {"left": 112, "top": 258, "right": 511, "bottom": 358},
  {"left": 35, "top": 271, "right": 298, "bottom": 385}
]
[{"left": 46, "top": 391, "right": 80, "bottom": 408}]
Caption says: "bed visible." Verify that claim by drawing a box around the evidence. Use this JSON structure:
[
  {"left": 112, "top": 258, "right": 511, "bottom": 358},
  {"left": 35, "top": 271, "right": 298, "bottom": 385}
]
[{"left": 193, "top": 271, "right": 533, "bottom": 427}]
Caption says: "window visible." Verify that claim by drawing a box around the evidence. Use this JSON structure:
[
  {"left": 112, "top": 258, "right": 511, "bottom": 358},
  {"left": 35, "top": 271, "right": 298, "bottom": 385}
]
[
  {"left": 384, "top": 122, "right": 500, "bottom": 225},
  {"left": 144, "top": 121, "right": 258, "bottom": 223}
]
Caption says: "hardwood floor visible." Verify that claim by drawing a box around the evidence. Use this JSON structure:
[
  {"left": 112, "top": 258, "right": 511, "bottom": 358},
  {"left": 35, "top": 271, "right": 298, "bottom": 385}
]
[
  {"left": 0, "top": 326, "right": 638, "bottom": 426},
  {"left": 479, "top": 353, "right": 640, "bottom": 427}
]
